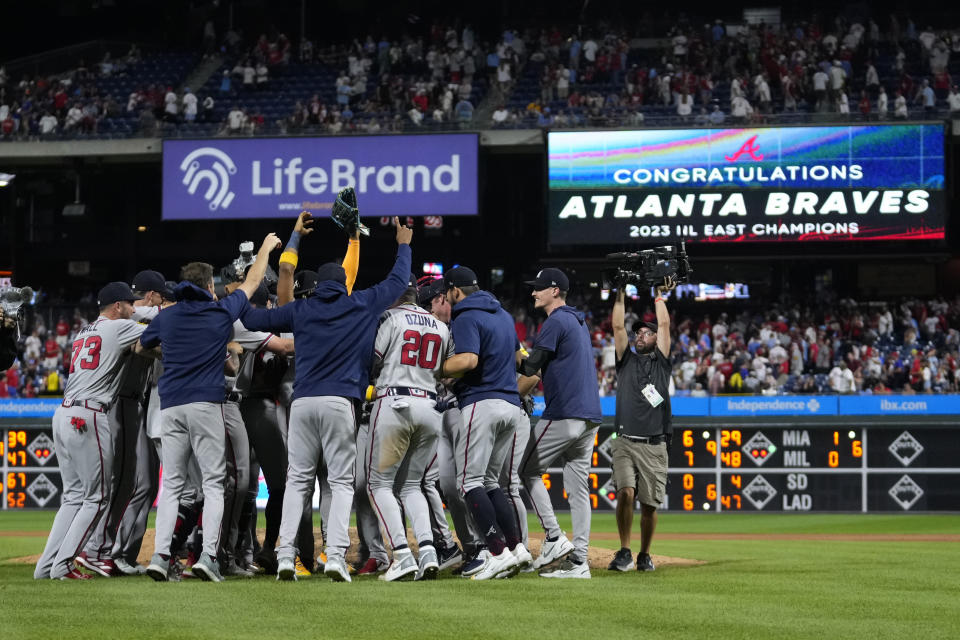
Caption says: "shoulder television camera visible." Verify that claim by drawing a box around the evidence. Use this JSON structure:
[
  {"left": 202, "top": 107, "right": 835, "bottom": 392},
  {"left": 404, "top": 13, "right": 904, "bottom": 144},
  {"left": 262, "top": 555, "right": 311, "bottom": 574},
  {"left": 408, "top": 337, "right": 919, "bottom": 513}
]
[
  {"left": 220, "top": 241, "right": 278, "bottom": 289},
  {"left": 0, "top": 286, "right": 35, "bottom": 320},
  {"left": 602, "top": 242, "right": 692, "bottom": 289}
]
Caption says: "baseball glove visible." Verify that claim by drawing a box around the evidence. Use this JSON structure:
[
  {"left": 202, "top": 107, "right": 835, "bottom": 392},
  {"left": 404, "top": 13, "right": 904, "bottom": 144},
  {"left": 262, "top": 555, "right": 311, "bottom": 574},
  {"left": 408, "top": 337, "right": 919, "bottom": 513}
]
[{"left": 331, "top": 187, "right": 370, "bottom": 237}]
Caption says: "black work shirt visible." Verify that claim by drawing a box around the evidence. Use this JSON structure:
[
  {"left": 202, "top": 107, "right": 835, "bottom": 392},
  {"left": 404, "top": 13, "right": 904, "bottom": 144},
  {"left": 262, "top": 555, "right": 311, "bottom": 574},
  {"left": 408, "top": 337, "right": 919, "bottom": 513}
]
[{"left": 614, "top": 347, "right": 672, "bottom": 437}]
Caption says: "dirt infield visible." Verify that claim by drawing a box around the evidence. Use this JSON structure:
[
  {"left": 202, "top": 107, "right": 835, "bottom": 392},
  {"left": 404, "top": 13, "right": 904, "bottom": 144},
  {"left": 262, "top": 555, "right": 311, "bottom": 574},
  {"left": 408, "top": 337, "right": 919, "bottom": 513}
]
[{"left": 7, "top": 529, "right": 958, "bottom": 569}]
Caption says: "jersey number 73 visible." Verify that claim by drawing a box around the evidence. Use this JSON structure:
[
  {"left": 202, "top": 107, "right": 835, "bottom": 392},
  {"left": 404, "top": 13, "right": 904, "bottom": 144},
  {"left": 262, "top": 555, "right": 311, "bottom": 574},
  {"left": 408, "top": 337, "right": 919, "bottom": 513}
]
[{"left": 69, "top": 336, "right": 102, "bottom": 373}]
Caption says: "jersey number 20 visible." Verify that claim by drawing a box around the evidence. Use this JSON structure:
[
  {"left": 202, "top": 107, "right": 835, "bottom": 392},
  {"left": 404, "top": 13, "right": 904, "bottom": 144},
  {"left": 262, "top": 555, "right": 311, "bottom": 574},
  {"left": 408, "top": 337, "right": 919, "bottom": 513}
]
[
  {"left": 400, "top": 330, "right": 441, "bottom": 369},
  {"left": 69, "top": 336, "right": 102, "bottom": 373}
]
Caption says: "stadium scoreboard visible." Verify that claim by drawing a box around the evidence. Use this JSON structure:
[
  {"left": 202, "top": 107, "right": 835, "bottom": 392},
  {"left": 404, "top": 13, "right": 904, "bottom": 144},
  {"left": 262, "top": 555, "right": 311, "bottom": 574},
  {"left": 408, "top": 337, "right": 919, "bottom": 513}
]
[{"left": 4, "top": 423, "right": 958, "bottom": 512}]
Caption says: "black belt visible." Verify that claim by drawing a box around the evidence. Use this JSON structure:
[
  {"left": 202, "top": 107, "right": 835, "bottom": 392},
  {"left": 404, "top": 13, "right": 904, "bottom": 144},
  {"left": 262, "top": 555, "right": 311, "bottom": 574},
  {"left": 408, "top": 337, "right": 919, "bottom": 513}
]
[
  {"left": 225, "top": 391, "right": 243, "bottom": 403},
  {"left": 377, "top": 387, "right": 437, "bottom": 401},
  {"left": 62, "top": 399, "right": 109, "bottom": 413},
  {"left": 620, "top": 434, "right": 667, "bottom": 445}
]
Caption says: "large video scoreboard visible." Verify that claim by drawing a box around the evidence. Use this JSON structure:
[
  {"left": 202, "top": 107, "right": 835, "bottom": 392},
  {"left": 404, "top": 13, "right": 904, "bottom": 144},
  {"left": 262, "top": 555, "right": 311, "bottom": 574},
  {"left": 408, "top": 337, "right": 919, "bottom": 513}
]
[{"left": 4, "top": 421, "right": 958, "bottom": 512}]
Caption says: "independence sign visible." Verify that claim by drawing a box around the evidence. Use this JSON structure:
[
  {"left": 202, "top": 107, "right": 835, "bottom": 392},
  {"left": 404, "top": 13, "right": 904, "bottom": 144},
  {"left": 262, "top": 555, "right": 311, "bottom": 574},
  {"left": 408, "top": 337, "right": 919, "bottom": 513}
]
[
  {"left": 547, "top": 124, "right": 945, "bottom": 245},
  {"left": 162, "top": 134, "right": 478, "bottom": 220}
]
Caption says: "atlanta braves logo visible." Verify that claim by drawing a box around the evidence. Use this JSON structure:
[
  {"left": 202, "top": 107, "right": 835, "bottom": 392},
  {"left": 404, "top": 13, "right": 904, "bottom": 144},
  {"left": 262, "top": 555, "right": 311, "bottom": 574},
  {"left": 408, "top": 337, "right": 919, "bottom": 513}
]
[{"left": 724, "top": 135, "right": 764, "bottom": 162}]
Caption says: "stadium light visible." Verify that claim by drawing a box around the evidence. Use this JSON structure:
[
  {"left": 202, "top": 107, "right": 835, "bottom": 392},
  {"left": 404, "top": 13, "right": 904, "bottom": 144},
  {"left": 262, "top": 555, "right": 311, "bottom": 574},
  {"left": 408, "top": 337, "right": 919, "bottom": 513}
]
[{"left": 0, "top": 172, "right": 14, "bottom": 188}]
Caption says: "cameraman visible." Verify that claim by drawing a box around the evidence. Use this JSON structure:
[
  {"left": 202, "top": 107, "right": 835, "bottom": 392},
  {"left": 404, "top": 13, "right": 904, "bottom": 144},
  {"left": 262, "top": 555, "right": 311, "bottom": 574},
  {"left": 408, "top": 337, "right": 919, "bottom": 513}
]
[
  {"left": 607, "top": 279, "right": 675, "bottom": 573},
  {"left": 0, "top": 308, "right": 17, "bottom": 370}
]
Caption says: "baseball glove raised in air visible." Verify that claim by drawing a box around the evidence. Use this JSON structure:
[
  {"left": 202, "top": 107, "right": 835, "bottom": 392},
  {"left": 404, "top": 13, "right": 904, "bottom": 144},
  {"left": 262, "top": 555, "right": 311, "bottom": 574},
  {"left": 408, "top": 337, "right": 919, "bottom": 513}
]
[{"left": 330, "top": 187, "right": 370, "bottom": 237}]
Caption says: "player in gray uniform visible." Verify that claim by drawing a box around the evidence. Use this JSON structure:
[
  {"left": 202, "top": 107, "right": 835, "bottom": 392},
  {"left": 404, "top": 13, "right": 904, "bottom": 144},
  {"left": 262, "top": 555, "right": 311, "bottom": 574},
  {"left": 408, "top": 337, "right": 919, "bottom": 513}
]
[
  {"left": 35, "top": 282, "right": 147, "bottom": 580},
  {"left": 77, "top": 272, "right": 172, "bottom": 577},
  {"left": 143, "top": 234, "right": 280, "bottom": 583},
  {"left": 365, "top": 275, "right": 451, "bottom": 581}
]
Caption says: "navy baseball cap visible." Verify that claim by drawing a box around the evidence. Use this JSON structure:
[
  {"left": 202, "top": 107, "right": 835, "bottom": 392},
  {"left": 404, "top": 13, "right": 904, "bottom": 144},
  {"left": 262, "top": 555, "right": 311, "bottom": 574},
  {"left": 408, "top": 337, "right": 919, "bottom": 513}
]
[
  {"left": 132, "top": 270, "right": 174, "bottom": 299},
  {"left": 316, "top": 262, "right": 347, "bottom": 285},
  {"left": 98, "top": 282, "right": 137, "bottom": 307},
  {"left": 444, "top": 266, "right": 478, "bottom": 289},
  {"left": 633, "top": 320, "right": 658, "bottom": 334},
  {"left": 525, "top": 268, "right": 569, "bottom": 291},
  {"left": 417, "top": 277, "right": 445, "bottom": 306},
  {"left": 293, "top": 270, "right": 319, "bottom": 297}
]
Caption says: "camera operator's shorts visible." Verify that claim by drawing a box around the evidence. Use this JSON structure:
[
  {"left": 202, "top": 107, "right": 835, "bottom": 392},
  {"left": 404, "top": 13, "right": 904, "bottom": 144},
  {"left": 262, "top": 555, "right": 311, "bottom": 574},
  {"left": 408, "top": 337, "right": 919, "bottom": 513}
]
[{"left": 612, "top": 439, "right": 667, "bottom": 508}]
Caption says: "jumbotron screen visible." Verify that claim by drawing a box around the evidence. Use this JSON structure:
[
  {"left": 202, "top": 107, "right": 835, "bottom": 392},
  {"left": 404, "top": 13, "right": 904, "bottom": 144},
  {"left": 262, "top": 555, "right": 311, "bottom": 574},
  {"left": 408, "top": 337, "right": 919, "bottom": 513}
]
[{"left": 547, "top": 124, "right": 946, "bottom": 245}]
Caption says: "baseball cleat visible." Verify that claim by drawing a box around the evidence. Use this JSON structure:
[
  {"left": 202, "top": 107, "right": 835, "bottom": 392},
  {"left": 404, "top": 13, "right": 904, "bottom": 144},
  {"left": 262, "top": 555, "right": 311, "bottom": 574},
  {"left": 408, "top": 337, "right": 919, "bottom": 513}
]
[
  {"left": 540, "top": 557, "right": 591, "bottom": 579},
  {"left": 533, "top": 535, "right": 575, "bottom": 570},
  {"left": 255, "top": 547, "right": 278, "bottom": 575},
  {"left": 113, "top": 558, "right": 145, "bottom": 576},
  {"left": 461, "top": 550, "right": 489, "bottom": 577},
  {"left": 437, "top": 545, "right": 463, "bottom": 571},
  {"left": 415, "top": 546, "right": 440, "bottom": 581},
  {"left": 608, "top": 548, "right": 635, "bottom": 572},
  {"left": 315, "top": 550, "right": 328, "bottom": 573},
  {"left": 294, "top": 556, "right": 312, "bottom": 577},
  {"left": 75, "top": 552, "right": 116, "bottom": 577},
  {"left": 471, "top": 549, "right": 518, "bottom": 581},
  {"left": 356, "top": 557, "right": 389, "bottom": 575},
  {"left": 512, "top": 543, "right": 533, "bottom": 572},
  {"left": 146, "top": 554, "right": 169, "bottom": 582},
  {"left": 636, "top": 552, "right": 656, "bottom": 572},
  {"left": 57, "top": 568, "right": 93, "bottom": 580},
  {"left": 276, "top": 557, "right": 297, "bottom": 581},
  {"left": 191, "top": 552, "right": 224, "bottom": 582},
  {"left": 324, "top": 555, "right": 352, "bottom": 583},
  {"left": 380, "top": 550, "right": 418, "bottom": 582},
  {"left": 223, "top": 561, "right": 255, "bottom": 578}
]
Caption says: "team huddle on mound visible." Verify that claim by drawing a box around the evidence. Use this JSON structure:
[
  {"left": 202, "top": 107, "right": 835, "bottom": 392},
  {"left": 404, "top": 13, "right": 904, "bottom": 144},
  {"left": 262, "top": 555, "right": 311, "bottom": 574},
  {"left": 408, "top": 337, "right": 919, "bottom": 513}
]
[{"left": 35, "top": 209, "right": 674, "bottom": 583}]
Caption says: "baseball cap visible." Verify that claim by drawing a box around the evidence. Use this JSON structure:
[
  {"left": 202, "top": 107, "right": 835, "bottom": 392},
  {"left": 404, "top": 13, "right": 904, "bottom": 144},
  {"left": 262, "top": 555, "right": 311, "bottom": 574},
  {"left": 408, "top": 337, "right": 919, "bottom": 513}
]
[
  {"left": 293, "top": 270, "right": 319, "bottom": 297},
  {"left": 525, "top": 268, "right": 569, "bottom": 291},
  {"left": 633, "top": 320, "right": 658, "bottom": 334},
  {"left": 417, "top": 277, "right": 446, "bottom": 306},
  {"left": 316, "top": 262, "right": 347, "bottom": 285},
  {"left": 444, "top": 266, "right": 478, "bottom": 290},
  {"left": 132, "top": 270, "right": 174, "bottom": 299},
  {"left": 98, "top": 282, "right": 138, "bottom": 307}
]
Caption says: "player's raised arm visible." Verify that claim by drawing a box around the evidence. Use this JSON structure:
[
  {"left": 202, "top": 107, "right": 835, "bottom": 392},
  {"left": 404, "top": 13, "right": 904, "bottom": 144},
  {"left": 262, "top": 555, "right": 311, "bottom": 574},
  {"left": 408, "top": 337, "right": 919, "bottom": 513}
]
[
  {"left": 278, "top": 212, "right": 314, "bottom": 305},
  {"left": 237, "top": 233, "right": 281, "bottom": 299}
]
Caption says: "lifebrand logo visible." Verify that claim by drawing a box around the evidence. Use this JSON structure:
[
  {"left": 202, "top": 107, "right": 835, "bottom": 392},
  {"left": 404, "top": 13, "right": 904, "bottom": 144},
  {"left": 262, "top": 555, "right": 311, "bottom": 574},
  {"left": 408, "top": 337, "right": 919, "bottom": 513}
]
[{"left": 179, "top": 147, "right": 238, "bottom": 211}]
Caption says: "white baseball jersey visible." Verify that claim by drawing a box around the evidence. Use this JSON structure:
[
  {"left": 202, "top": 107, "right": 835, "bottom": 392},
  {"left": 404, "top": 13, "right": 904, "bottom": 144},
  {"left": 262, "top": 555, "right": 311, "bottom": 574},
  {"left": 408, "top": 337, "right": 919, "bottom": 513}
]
[
  {"left": 374, "top": 303, "right": 452, "bottom": 393},
  {"left": 226, "top": 319, "right": 273, "bottom": 394},
  {"left": 63, "top": 316, "right": 147, "bottom": 405}
]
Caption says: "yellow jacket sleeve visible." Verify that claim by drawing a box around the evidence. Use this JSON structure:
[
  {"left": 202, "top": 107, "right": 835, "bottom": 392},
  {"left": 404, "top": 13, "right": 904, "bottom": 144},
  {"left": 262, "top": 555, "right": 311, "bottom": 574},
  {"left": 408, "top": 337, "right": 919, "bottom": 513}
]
[{"left": 342, "top": 238, "right": 360, "bottom": 295}]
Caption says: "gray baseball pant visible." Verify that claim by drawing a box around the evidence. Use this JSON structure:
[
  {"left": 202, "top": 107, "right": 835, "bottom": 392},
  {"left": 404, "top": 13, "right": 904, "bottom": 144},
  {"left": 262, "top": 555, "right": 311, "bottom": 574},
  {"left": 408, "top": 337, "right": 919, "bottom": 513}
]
[
  {"left": 437, "top": 407, "right": 481, "bottom": 552},
  {"left": 422, "top": 440, "right": 456, "bottom": 550},
  {"left": 241, "top": 397, "right": 286, "bottom": 548},
  {"left": 276, "top": 396, "right": 355, "bottom": 562},
  {"left": 366, "top": 397, "right": 441, "bottom": 550},
  {"left": 35, "top": 405, "right": 113, "bottom": 579},
  {"left": 153, "top": 402, "right": 227, "bottom": 560},
  {"left": 84, "top": 396, "right": 140, "bottom": 559},
  {"left": 456, "top": 399, "right": 524, "bottom": 495},
  {"left": 499, "top": 411, "right": 532, "bottom": 545},
  {"left": 520, "top": 418, "right": 599, "bottom": 562},
  {"left": 354, "top": 419, "right": 388, "bottom": 563},
  {"left": 221, "top": 400, "right": 250, "bottom": 565},
  {"left": 112, "top": 417, "right": 159, "bottom": 564}
]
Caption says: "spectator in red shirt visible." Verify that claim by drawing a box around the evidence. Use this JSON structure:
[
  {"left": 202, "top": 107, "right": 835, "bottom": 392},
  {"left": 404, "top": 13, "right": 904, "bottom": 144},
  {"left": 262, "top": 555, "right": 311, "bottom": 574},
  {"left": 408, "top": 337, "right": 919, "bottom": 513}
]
[
  {"left": 55, "top": 317, "right": 69, "bottom": 348},
  {"left": 6, "top": 367, "right": 19, "bottom": 397},
  {"left": 43, "top": 337, "right": 59, "bottom": 370}
]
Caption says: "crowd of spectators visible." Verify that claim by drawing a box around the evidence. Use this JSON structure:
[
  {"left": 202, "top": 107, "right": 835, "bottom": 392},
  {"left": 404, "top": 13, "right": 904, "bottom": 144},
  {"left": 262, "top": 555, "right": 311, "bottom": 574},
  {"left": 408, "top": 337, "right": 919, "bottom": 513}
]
[
  {"left": 491, "top": 14, "right": 960, "bottom": 128},
  {"left": 510, "top": 294, "right": 960, "bottom": 397},
  {"left": 2, "top": 291, "right": 958, "bottom": 400}
]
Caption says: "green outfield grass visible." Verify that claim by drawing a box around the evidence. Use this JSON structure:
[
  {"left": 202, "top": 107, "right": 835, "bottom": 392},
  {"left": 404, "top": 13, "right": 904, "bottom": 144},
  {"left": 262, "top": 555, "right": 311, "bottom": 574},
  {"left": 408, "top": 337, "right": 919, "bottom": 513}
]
[{"left": 1, "top": 511, "right": 957, "bottom": 640}]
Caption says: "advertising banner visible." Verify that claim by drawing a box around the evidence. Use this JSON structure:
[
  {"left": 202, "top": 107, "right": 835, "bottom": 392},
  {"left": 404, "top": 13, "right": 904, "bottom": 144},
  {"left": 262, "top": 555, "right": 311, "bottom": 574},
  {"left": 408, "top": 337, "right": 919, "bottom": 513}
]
[
  {"left": 548, "top": 125, "right": 945, "bottom": 245},
  {"left": 162, "top": 134, "right": 478, "bottom": 220}
]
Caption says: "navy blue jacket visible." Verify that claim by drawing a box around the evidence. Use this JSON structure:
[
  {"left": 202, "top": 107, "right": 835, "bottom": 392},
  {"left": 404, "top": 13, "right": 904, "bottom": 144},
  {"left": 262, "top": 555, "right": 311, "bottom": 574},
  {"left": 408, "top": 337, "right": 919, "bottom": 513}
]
[
  {"left": 534, "top": 305, "right": 602, "bottom": 423},
  {"left": 240, "top": 244, "right": 411, "bottom": 401},
  {"left": 140, "top": 283, "right": 249, "bottom": 410},
  {"left": 450, "top": 290, "right": 521, "bottom": 408}
]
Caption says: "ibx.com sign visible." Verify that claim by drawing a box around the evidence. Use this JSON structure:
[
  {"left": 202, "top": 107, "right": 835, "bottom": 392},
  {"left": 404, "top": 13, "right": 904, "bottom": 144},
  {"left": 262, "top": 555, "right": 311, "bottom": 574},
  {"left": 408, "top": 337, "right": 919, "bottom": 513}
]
[{"left": 162, "top": 134, "right": 478, "bottom": 220}]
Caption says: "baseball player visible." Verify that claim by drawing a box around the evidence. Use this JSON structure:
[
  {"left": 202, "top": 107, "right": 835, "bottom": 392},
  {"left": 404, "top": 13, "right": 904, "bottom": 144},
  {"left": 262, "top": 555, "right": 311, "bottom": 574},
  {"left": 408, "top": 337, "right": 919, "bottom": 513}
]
[
  {"left": 240, "top": 217, "right": 412, "bottom": 582},
  {"left": 437, "top": 267, "right": 532, "bottom": 580},
  {"left": 143, "top": 233, "right": 280, "bottom": 583},
  {"left": 34, "top": 282, "right": 147, "bottom": 580},
  {"left": 76, "top": 271, "right": 173, "bottom": 577},
  {"left": 518, "top": 268, "right": 602, "bottom": 579},
  {"left": 364, "top": 274, "right": 451, "bottom": 581}
]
